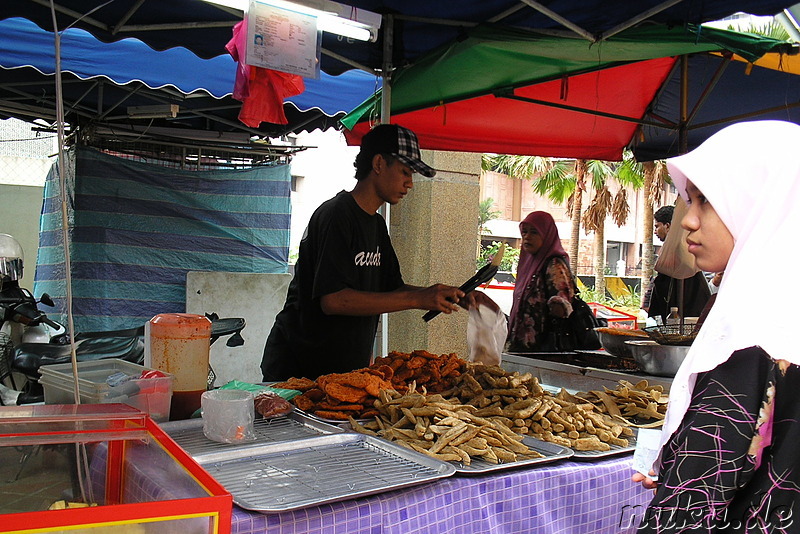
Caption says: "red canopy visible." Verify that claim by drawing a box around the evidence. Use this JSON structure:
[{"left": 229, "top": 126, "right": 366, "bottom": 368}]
[{"left": 346, "top": 57, "right": 677, "bottom": 161}]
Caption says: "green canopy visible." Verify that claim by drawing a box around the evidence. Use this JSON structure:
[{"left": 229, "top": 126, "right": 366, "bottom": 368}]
[{"left": 343, "top": 24, "right": 786, "bottom": 131}]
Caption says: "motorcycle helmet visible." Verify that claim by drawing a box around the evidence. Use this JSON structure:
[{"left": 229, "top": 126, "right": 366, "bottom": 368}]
[{"left": 0, "top": 234, "right": 24, "bottom": 282}]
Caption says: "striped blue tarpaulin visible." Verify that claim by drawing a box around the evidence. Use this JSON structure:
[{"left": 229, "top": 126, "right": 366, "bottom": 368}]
[{"left": 34, "top": 146, "right": 290, "bottom": 332}]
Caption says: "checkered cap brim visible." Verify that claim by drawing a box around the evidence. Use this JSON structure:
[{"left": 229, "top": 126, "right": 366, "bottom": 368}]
[{"left": 393, "top": 126, "right": 436, "bottom": 177}]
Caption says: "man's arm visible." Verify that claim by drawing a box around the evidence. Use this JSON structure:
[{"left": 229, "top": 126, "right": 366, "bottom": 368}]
[{"left": 319, "top": 284, "right": 464, "bottom": 316}]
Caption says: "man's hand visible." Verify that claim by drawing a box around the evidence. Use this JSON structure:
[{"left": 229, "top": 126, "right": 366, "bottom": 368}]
[{"left": 417, "top": 284, "right": 465, "bottom": 314}]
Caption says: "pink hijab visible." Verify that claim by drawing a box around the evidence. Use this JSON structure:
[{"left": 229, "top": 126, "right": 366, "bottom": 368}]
[{"left": 509, "top": 211, "right": 569, "bottom": 327}]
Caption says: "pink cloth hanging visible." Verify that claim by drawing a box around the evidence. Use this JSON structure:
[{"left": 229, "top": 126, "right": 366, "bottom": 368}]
[{"left": 226, "top": 20, "right": 305, "bottom": 127}]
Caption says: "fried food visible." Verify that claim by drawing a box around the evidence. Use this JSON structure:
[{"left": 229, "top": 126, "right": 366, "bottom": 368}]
[
  {"left": 321, "top": 382, "right": 369, "bottom": 404},
  {"left": 317, "top": 371, "right": 392, "bottom": 402},
  {"left": 286, "top": 351, "right": 469, "bottom": 420},
  {"left": 273, "top": 377, "right": 316, "bottom": 391},
  {"left": 314, "top": 410, "right": 352, "bottom": 421},
  {"left": 292, "top": 392, "right": 317, "bottom": 412},
  {"left": 439, "top": 363, "right": 634, "bottom": 451},
  {"left": 316, "top": 401, "right": 365, "bottom": 412},
  {"left": 576, "top": 379, "right": 668, "bottom": 425},
  {"left": 349, "top": 387, "right": 543, "bottom": 465},
  {"left": 379, "top": 350, "right": 466, "bottom": 393}
]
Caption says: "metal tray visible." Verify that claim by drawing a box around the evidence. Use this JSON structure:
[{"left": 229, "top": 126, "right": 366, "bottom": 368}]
[
  {"left": 160, "top": 411, "right": 343, "bottom": 458},
  {"left": 569, "top": 428, "right": 637, "bottom": 460},
  {"left": 453, "top": 435, "right": 573, "bottom": 474},
  {"left": 194, "top": 433, "right": 456, "bottom": 513}
]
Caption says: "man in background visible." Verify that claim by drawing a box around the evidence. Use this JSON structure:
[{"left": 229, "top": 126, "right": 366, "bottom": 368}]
[{"left": 642, "top": 205, "right": 711, "bottom": 323}]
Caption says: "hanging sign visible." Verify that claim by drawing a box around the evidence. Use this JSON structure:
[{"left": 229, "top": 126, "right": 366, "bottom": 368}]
[{"left": 246, "top": 0, "right": 321, "bottom": 79}]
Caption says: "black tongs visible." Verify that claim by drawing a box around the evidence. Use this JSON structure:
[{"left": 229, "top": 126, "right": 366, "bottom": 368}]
[{"left": 422, "top": 243, "right": 505, "bottom": 322}]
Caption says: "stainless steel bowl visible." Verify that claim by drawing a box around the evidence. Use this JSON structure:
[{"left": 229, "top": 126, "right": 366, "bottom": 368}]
[
  {"left": 625, "top": 340, "right": 690, "bottom": 377},
  {"left": 595, "top": 328, "right": 649, "bottom": 360}
]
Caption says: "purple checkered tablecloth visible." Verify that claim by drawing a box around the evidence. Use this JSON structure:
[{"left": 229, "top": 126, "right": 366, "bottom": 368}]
[
  {"left": 229, "top": 456, "right": 654, "bottom": 534},
  {"left": 92, "top": 442, "right": 653, "bottom": 533}
]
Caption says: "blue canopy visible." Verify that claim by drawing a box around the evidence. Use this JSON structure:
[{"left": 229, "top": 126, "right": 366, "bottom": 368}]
[
  {"left": 0, "top": 17, "right": 379, "bottom": 134},
  {"left": 2, "top": 0, "right": 796, "bottom": 73}
]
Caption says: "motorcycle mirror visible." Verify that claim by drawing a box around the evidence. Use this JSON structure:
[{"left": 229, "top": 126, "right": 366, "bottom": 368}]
[{"left": 39, "top": 293, "right": 54, "bottom": 307}]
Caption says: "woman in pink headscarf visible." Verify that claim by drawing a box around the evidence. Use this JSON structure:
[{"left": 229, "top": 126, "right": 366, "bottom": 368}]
[{"left": 505, "top": 211, "right": 577, "bottom": 352}]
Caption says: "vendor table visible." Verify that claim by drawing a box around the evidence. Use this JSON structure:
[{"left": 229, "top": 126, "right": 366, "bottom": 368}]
[
  {"left": 95, "top": 440, "right": 653, "bottom": 534},
  {"left": 228, "top": 455, "right": 652, "bottom": 534}
]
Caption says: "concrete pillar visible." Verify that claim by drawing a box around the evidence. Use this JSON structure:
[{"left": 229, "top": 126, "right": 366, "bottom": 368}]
[{"left": 387, "top": 150, "right": 481, "bottom": 359}]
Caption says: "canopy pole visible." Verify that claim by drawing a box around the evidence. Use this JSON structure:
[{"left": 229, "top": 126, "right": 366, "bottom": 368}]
[
  {"left": 518, "top": 0, "right": 595, "bottom": 42},
  {"left": 49, "top": 1, "right": 79, "bottom": 407},
  {"left": 679, "top": 54, "right": 689, "bottom": 154},
  {"left": 378, "top": 13, "right": 394, "bottom": 359},
  {"left": 600, "top": 0, "right": 684, "bottom": 41},
  {"left": 380, "top": 14, "right": 393, "bottom": 124}
]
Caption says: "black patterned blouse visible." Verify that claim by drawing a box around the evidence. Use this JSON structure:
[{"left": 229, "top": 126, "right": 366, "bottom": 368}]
[{"left": 639, "top": 347, "right": 800, "bottom": 533}]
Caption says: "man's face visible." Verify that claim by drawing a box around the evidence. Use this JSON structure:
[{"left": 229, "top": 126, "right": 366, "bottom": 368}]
[
  {"left": 654, "top": 221, "right": 670, "bottom": 242},
  {"left": 374, "top": 155, "right": 414, "bottom": 205}
]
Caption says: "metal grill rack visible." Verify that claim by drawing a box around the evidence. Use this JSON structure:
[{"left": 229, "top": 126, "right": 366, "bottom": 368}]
[
  {"left": 195, "top": 433, "right": 455, "bottom": 513},
  {"left": 161, "top": 412, "right": 342, "bottom": 458}
]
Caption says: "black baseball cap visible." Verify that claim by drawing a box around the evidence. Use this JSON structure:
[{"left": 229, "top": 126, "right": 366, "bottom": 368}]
[{"left": 359, "top": 124, "right": 436, "bottom": 177}]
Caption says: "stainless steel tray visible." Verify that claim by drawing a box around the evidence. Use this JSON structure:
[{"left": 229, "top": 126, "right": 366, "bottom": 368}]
[
  {"left": 160, "top": 411, "right": 343, "bottom": 458},
  {"left": 570, "top": 429, "right": 637, "bottom": 460},
  {"left": 195, "top": 433, "right": 456, "bottom": 513},
  {"left": 453, "top": 435, "right": 573, "bottom": 474}
]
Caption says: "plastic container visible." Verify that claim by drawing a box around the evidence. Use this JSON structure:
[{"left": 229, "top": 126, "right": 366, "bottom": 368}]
[
  {"left": 39, "top": 359, "right": 174, "bottom": 422},
  {"left": 201, "top": 389, "right": 256, "bottom": 444},
  {"left": 148, "top": 313, "right": 212, "bottom": 420}
]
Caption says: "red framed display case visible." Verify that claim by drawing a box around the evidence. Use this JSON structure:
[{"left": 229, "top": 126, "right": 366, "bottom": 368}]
[{"left": 0, "top": 403, "right": 232, "bottom": 533}]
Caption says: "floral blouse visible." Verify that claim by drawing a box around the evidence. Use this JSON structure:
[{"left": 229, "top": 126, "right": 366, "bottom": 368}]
[
  {"left": 638, "top": 347, "right": 800, "bottom": 533},
  {"left": 506, "top": 256, "right": 575, "bottom": 352}
]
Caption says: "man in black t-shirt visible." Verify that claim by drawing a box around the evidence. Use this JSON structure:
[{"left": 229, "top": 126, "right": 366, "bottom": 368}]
[{"left": 261, "top": 124, "right": 465, "bottom": 381}]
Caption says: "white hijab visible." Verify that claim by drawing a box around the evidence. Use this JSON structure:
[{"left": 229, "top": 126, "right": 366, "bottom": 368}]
[{"left": 658, "top": 120, "right": 800, "bottom": 456}]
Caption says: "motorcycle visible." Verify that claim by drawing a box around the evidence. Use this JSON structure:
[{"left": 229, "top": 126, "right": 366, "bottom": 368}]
[
  {"left": 1, "top": 284, "right": 245, "bottom": 407},
  {"left": 0, "top": 234, "right": 245, "bottom": 405}
]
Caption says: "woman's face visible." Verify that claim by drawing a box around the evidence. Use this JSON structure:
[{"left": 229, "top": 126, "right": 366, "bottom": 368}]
[
  {"left": 520, "top": 223, "right": 544, "bottom": 255},
  {"left": 681, "top": 180, "right": 734, "bottom": 272}
]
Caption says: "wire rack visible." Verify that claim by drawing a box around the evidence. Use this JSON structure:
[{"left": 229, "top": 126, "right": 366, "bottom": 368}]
[
  {"left": 644, "top": 324, "right": 697, "bottom": 346},
  {"left": 162, "top": 412, "right": 343, "bottom": 458},
  {"left": 196, "top": 433, "right": 454, "bottom": 512}
]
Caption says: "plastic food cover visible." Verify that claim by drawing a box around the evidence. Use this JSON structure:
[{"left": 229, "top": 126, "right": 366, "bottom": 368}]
[{"left": 0, "top": 403, "right": 232, "bottom": 533}]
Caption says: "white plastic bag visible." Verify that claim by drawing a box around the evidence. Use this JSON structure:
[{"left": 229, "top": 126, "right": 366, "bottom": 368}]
[{"left": 466, "top": 304, "right": 507, "bottom": 366}]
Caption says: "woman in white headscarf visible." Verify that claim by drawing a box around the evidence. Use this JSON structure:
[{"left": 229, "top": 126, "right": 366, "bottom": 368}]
[{"left": 633, "top": 120, "right": 800, "bottom": 532}]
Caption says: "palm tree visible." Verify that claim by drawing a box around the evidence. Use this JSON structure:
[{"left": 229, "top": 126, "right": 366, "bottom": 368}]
[
  {"left": 530, "top": 158, "right": 581, "bottom": 273},
  {"left": 484, "top": 154, "right": 578, "bottom": 268},
  {"left": 478, "top": 197, "right": 501, "bottom": 257},
  {"left": 478, "top": 198, "right": 501, "bottom": 234},
  {"left": 581, "top": 153, "right": 645, "bottom": 297}
]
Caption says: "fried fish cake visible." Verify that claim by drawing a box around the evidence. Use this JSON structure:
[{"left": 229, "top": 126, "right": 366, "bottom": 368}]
[
  {"left": 273, "top": 377, "right": 316, "bottom": 392},
  {"left": 313, "top": 409, "right": 351, "bottom": 421}
]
